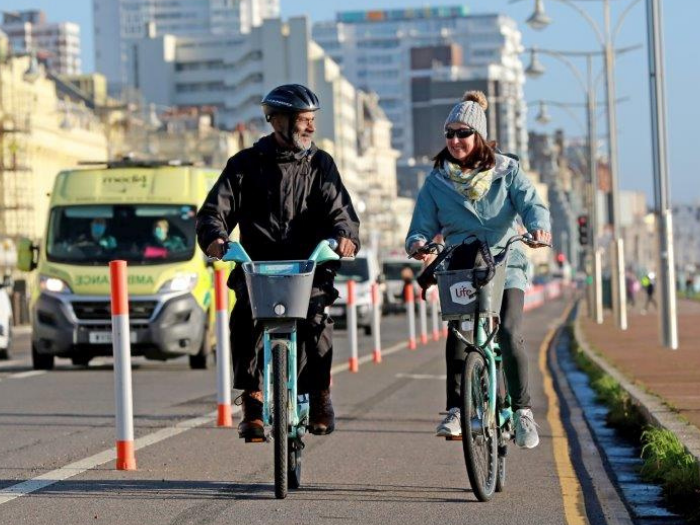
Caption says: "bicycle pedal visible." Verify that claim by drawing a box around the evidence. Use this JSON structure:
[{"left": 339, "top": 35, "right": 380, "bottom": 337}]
[{"left": 242, "top": 433, "right": 269, "bottom": 443}]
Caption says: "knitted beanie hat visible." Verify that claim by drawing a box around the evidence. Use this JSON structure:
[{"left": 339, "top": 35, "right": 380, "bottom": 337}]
[{"left": 444, "top": 91, "right": 488, "bottom": 139}]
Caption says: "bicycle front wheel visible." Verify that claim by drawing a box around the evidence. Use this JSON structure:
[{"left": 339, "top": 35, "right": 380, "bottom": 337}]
[
  {"left": 461, "top": 351, "right": 498, "bottom": 501},
  {"left": 272, "top": 341, "right": 289, "bottom": 499}
]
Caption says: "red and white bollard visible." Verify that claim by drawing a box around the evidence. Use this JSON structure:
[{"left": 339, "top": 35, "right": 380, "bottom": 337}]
[
  {"left": 214, "top": 268, "right": 233, "bottom": 427},
  {"left": 371, "top": 282, "right": 382, "bottom": 364},
  {"left": 109, "top": 260, "right": 136, "bottom": 471},
  {"left": 431, "top": 287, "right": 440, "bottom": 341},
  {"left": 405, "top": 283, "right": 417, "bottom": 350},
  {"left": 418, "top": 289, "right": 428, "bottom": 345},
  {"left": 347, "top": 280, "right": 359, "bottom": 372}
]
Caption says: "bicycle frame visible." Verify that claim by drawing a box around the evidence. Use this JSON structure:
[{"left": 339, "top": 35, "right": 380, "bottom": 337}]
[
  {"left": 223, "top": 239, "right": 340, "bottom": 438},
  {"left": 451, "top": 317, "right": 510, "bottom": 430}
]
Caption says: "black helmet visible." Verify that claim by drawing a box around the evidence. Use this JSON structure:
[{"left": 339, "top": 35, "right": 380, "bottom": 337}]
[{"left": 261, "top": 84, "right": 320, "bottom": 118}]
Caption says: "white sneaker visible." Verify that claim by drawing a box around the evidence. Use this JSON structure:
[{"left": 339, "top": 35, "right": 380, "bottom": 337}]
[
  {"left": 514, "top": 408, "right": 540, "bottom": 449},
  {"left": 436, "top": 408, "right": 461, "bottom": 437}
]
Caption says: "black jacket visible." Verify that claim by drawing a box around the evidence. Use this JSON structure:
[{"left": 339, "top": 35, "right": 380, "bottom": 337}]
[{"left": 196, "top": 134, "right": 361, "bottom": 264}]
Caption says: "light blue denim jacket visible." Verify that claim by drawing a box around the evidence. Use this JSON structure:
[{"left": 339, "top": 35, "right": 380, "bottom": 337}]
[{"left": 405, "top": 154, "right": 551, "bottom": 291}]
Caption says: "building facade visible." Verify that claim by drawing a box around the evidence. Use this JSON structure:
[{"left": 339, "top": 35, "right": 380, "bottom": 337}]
[
  {"left": 130, "top": 18, "right": 362, "bottom": 183},
  {"left": 673, "top": 203, "right": 700, "bottom": 272},
  {"left": 0, "top": 51, "right": 107, "bottom": 240},
  {"left": 93, "top": 0, "right": 279, "bottom": 95},
  {"left": 312, "top": 8, "right": 526, "bottom": 162},
  {"left": 1, "top": 10, "right": 81, "bottom": 75}
]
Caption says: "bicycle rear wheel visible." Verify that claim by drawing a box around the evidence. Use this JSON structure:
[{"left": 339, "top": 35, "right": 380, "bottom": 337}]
[
  {"left": 461, "top": 351, "right": 498, "bottom": 501},
  {"left": 272, "top": 341, "right": 289, "bottom": 499}
]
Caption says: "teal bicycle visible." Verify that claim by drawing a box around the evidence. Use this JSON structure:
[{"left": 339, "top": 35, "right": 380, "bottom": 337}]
[
  {"left": 413, "top": 234, "right": 548, "bottom": 501},
  {"left": 223, "top": 239, "right": 342, "bottom": 499}
]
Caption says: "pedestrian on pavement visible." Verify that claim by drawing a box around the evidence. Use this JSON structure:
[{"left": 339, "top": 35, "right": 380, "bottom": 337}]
[
  {"left": 641, "top": 272, "right": 657, "bottom": 313},
  {"left": 686, "top": 274, "right": 696, "bottom": 298},
  {"left": 625, "top": 270, "right": 638, "bottom": 307},
  {"left": 196, "top": 84, "right": 360, "bottom": 440},
  {"left": 406, "top": 91, "right": 551, "bottom": 449}
]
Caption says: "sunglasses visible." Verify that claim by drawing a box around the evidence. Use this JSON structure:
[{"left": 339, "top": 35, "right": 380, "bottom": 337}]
[{"left": 444, "top": 128, "right": 476, "bottom": 139}]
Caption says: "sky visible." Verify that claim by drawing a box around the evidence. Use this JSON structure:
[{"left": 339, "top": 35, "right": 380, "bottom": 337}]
[{"left": 3, "top": 0, "right": 698, "bottom": 205}]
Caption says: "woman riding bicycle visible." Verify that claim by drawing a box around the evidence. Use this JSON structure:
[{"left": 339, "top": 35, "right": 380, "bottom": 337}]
[{"left": 406, "top": 91, "right": 551, "bottom": 449}]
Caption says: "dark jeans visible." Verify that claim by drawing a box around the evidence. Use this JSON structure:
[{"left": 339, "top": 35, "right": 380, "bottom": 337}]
[
  {"left": 229, "top": 284, "right": 335, "bottom": 393},
  {"left": 445, "top": 288, "right": 530, "bottom": 410}
]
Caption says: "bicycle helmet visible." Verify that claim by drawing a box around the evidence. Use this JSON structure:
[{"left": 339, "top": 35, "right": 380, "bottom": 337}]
[{"left": 261, "top": 84, "right": 320, "bottom": 121}]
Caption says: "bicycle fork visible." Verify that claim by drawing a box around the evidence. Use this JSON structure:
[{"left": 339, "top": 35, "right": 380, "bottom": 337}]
[{"left": 262, "top": 324, "right": 308, "bottom": 439}]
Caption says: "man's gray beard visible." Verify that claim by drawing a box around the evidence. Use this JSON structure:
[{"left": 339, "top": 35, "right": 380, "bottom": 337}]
[{"left": 292, "top": 131, "right": 312, "bottom": 151}]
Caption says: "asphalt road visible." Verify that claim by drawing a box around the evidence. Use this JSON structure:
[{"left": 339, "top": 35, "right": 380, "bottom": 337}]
[{"left": 0, "top": 296, "right": 629, "bottom": 525}]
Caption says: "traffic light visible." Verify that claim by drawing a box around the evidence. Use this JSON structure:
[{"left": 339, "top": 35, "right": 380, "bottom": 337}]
[
  {"left": 577, "top": 215, "right": 590, "bottom": 246},
  {"left": 556, "top": 252, "right": 566, "bottom": 268}
]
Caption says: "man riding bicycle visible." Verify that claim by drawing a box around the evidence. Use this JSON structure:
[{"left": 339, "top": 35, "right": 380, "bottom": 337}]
[{"left": 196, "top": 84, "right": 360, "bottom": 440}]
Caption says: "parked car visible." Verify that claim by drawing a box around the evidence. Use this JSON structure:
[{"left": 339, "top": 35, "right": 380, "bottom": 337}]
[
  {"left": 328, "top": 250, "right": 382, "bottom": 335},
  {"left": 381, "top": 258, "right": 423, "bottom": 314},
  {"left": 0, "top": 279, "right": 12, "bottom": 360}
]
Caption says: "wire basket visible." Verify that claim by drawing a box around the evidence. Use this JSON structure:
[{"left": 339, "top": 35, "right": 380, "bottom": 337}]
[
  {"left": 242, "top": 260, "right": 316, "bottom": 320},
  {"left": 435, "top": 263, "right": 507, "bottom": 320}
]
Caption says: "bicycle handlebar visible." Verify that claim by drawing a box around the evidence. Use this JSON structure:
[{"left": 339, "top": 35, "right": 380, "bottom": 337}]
[{"left": 409, "top": 234, "right": 550, "bottom": 261}]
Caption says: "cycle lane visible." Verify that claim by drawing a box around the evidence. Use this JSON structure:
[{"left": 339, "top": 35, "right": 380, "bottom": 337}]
[{"left": 0, "top": 294, "right": 600, "bottom": 525}]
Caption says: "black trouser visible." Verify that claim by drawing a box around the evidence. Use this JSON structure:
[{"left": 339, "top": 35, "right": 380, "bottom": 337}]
[
  {"left": 445, "top": 288, "right": 530, "bottom": 410},
  {"left": 229, "top": 284, "right": 335, "bottom": 393}
]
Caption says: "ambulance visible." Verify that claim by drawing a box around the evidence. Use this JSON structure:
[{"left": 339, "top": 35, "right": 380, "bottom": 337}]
[{"left": 17, "top": 159, "right": 229, "bottom": 370}]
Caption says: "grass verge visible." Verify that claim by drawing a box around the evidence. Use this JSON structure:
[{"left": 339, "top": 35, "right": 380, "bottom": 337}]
[{"left": 569, "top": 325, "right": 700, "bottom": 522}]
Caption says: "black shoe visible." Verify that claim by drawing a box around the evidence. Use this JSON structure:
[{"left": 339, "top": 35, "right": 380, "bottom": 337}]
[{"left": 237, "top": 390, "right": 264, "bottom": 439}]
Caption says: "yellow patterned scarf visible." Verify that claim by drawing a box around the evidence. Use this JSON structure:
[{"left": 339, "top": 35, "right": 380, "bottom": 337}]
[{"left": 442, "top": 160, "right": 494, "bottom": 201}]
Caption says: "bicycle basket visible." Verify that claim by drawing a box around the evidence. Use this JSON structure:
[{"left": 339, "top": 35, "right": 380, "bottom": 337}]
[
  {"left": 435, "top": 262, "right": 507, "bottom": 320},
  {"left": 241, "top": 260, "right": 316, "bottom": 320}
]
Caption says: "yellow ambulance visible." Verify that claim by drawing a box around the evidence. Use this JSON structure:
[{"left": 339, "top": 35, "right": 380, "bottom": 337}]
[{"left": 17, "top": 159, "right": 229, "bottom": 370}]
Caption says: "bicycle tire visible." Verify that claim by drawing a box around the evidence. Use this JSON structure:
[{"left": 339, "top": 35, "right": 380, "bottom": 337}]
[
  {"left": 272, "top": 341, "right": 288, "bottom": 499},
  {"left": 496, "top": 366, "right": 509, "bottom": 493},
  {"left": 461, "top": 351, "right": 498, "bottom": 501}
]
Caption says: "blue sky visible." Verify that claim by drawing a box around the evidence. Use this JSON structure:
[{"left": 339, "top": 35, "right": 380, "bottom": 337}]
[{"left": 4, "top": 0, "right": 698, "bottom": 204}]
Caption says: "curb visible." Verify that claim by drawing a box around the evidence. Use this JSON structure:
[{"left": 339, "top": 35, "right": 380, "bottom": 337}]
[
  {"left": 572, "top": 303, "right": 700, "bottom": 470},
  {"left": 547, "top": 303, "right": 634, "bottom": 525}
]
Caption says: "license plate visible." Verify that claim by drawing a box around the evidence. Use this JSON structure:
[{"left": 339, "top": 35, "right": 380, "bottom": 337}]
[
  {"left": 328, "top": 306, "right": 344, "bottom": 316},
  {"left": 88, "top": 331, "right": 138, "bottom": 344}
]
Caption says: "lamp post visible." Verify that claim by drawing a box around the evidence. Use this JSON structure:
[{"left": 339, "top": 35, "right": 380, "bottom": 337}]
[
  {"left": 646, "top": 0, "right": 678, "bottom": 349},
  {"left": 526, "top": 47, "right": 604, "bottom": 322},
  {"left": 524, "top": 0, "right": 643, "bottom": 331}
]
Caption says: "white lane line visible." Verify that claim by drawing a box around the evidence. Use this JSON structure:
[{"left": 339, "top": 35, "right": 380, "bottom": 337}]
[
  {"left": 0, "top": 336, "right": 414, "bottom": 506},
  {"left": 395, "top": 373, "right": 446, "bottom": 380},
  {"left": 9, "top": 371, "right": 47, "bottom": 379},
  {"left": 330, "top": 340, "right": 408, "bottom": 375},
  {"left": 0, "top": 408, "right": 240, "bottom": 506}
]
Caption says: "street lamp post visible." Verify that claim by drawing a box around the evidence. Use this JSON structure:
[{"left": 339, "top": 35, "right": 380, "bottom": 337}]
[
  {"left": 524, "top": 0, "right": 643, "bottom": 332},
  {"left": 645, "top": 0, "right": 678, "bottom": 349},
  {"left": 526, "top": 47, "right": 605, "bottom": 322}
]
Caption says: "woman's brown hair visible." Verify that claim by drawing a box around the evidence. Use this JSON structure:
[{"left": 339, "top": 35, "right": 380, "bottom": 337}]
[{"left": 432, "top": 132, "right": 497, "bottom": 171}]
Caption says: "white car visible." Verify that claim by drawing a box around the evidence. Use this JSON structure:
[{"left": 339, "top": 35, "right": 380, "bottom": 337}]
[
  {"left": 381, "top": 258, "right": 424, "bottom": 314},
  {"left": 329, "top": 250, "right": 382, "bottom": 335},
  {"left": 0, "top": 285, "right": 12, "bottom": 359}
]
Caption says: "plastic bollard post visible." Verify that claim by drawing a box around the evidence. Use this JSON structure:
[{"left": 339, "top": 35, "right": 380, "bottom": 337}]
[
  {"left": 347, "top": 280, "right": 359, "bottom": 372},
  {"left": 214, "top": 268, "right": 233, "bottom": 427},
  {"left": 405, "top": 284, "right": 417, "bottom": 350},
  {"left": 110, "top": 260, "right": 136, "bottom": 471}
]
